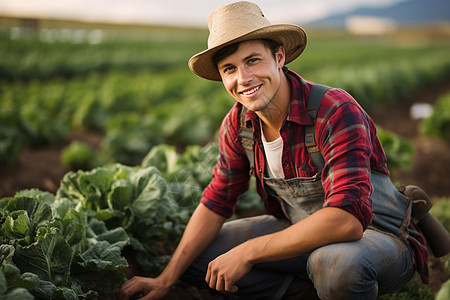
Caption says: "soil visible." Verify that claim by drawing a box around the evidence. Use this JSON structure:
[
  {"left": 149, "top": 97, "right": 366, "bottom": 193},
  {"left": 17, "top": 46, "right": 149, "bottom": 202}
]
[{"left": 0, "top": 80, "right": 449, "bottom": 298}]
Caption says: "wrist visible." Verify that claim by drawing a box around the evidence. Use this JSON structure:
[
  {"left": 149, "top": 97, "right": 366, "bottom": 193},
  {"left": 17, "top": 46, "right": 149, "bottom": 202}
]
[
  {"left": 240, "top": 239, "right": 260, "bottom": 266},
  {"left": 158, "top": 270, "right": 178, "bottom": 288}
]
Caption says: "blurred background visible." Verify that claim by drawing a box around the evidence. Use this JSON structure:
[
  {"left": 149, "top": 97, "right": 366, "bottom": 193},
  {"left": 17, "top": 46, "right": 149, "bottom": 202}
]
[{"left": 0, "top": 0, "right": 449, "bottom": 297}]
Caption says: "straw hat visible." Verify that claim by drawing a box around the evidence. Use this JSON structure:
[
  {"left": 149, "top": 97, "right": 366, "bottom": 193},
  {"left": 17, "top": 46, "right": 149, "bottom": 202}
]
[{"left": 188, "top": 1, "right": 307, "bottom": 81}]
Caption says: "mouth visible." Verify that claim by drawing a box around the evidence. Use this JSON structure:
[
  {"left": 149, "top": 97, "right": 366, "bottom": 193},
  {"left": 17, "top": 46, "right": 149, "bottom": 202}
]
[{"left": 240, "top": 84, "right": 262, "bottom": 96}]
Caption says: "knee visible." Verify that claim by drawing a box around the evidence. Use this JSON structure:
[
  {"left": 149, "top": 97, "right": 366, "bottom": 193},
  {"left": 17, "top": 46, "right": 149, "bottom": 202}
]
[{"left": 307, "top": 246, "right": 378, "bottom": 300}]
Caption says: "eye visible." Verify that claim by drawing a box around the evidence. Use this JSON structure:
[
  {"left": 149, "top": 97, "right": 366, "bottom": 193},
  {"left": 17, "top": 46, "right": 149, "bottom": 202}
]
[
  {"left": 248, "top": 58, "right": 259, "bottom": 64},
  {"left": 222, "top": 65, "right": 235, "bottom": 73}
]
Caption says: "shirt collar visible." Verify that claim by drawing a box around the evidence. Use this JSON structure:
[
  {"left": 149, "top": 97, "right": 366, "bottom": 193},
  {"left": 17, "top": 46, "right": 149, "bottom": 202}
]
[{"left": 285, "top": 70, "right": 314, "bottom": 126}]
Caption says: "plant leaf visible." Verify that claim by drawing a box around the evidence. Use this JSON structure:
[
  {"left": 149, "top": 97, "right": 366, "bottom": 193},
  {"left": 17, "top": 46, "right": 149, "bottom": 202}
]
[
  {"left": 1, "top": 196, "right": 52, "bottom": 232},
  {"left": 78, "top": 241, "right": 128, "bottom": 271},
  {"left": 29, "top": 280, "right": 57, "bottom": 299},
  {"left": 13, "top": 229, "right": 73, "bottom": 286},
  {"left": 2, "top": 287, "right": 34, "bottom": 299},
  {"left": 107, "top": 179, "right": 133, "bottom": 211}
]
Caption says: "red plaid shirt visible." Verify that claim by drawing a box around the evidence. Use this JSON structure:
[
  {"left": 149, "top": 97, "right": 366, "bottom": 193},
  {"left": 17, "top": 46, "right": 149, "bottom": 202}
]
[{"left": 201, "top": 70, "right": 429, "bottom": 283}]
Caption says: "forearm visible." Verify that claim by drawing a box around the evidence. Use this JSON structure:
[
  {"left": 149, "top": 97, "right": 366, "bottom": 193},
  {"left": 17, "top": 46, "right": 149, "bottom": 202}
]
[
  {"left": 244, "top": 207, "right": 363, "bottom": 265},
  {"left": 158, "top": 203, "right": 226, "bottom": 286}
]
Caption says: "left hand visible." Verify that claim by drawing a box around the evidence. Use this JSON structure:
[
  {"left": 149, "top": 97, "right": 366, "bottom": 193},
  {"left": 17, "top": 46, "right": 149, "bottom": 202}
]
[
  {"left": 205, "top": 247, "right": 253, "bottom": 294},
  {"left": 120, "top": 275, "right": 171, "bottom": 300}
]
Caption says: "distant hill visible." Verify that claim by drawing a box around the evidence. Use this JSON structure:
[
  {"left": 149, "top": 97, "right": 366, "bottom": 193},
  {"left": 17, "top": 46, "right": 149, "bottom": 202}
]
[{"left": 306, "top": 0, "right": 450, "bottom": 27}]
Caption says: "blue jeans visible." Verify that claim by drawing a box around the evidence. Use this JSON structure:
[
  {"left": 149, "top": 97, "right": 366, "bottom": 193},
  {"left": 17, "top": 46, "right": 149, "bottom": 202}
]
[{"left": 182, "top": 215, "right": 415, "bottom": 300}]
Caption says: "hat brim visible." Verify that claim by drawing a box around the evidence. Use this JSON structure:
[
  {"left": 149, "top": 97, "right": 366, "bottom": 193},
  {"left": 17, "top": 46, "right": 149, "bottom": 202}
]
[{"left": 188, "top": 24, "right": 307, "bottom": 81}]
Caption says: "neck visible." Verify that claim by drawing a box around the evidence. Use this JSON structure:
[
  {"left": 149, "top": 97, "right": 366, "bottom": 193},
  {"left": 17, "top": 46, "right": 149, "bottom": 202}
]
[{"left": 257, "top": 72, "right": 291, "bottom": 135}]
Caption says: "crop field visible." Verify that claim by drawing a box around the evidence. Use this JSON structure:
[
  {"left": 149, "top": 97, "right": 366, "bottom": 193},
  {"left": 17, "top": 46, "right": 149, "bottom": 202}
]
[{"left": 0, "top": 19, "right": 450, "bottom": 299}]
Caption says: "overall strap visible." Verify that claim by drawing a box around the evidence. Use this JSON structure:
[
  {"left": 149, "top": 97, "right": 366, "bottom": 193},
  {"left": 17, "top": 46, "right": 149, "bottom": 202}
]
[
  {"left": 305, "top": 84, "right": 330, "bottom": 174},
  {"left": 239, "top": 105, "right": 255, "bottom": 176},
  {"left": 238, "top": 83, "right": 330, "bottom": 177}
]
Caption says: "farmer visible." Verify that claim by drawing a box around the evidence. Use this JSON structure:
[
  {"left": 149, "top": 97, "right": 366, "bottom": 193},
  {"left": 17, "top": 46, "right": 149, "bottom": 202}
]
[{"left": 121, "top": 1, "right": 430, "bottom": 299}]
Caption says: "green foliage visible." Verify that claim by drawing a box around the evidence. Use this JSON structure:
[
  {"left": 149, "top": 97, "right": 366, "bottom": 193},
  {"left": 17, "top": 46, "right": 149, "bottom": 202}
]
[
  {"left": 420, "top": 92, "right": 450, "bottom": 141},
  {"left": 141, "top": 143, "right": 218, "bottom": 213},
  {"left": 1, "top": 30, "right": 450, "bottom": 165},
  {"left": 0, "top": 85, "right": 70, "bottom": 164},
  {"left": 429, "top": 198, "right": 450, "bottom": 300},
  {"left": 0, "top": 109, "right": 28, "bottom": 164},
  {"left": 56, "top": 164, "right": 189, "bottom": 274},
  {"left": 378, "top": 277, "right": 434, "bottom": 300},
  {"left": 0, "top": 28, "right": 206, "bottom": 80},
  {"left": 376, "top": 126, "right": 415, "bottom": 178},
  {"left": 430, "top": 198, "right": 450, "bottom": 232},
  {"left": 100, "top": 113, "right": 164, "bottom": 166},
  {"left": 293, "top": 39, "right": 450, "bottom": 111},
  {"left": 0, "top": 158, "right": 208, "bottom": 297},
  {"left": 0, "top": 189, "right": 130, "bottom": 298},
  {"left": 61, "top": 141, "right": 103, "bottom": 171},
  {"left": 436, "top": 278, "right": 450, "bottom": 300},
  {"left": 141, "top": 142, "right": 263, "bottom": 215}
]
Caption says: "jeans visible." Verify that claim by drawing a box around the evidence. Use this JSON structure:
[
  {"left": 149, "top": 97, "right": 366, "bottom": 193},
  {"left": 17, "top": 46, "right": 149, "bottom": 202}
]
[{"left": 181, "top": 215, "right": 415, "bottom": 300}]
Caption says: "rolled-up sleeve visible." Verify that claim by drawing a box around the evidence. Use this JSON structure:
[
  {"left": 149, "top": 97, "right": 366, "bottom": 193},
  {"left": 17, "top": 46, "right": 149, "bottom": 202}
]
[
  {"left": 201, "top": 107, "right": 251, "bottom": 218},
  {"left": 318, "top": 92, "right": 374, "bottom": 230}
]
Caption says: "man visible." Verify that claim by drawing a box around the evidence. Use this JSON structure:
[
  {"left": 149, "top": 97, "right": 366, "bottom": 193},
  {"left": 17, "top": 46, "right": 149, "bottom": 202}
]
[{"left": 121, "top": 1, "right": 429, "bottom": 299}]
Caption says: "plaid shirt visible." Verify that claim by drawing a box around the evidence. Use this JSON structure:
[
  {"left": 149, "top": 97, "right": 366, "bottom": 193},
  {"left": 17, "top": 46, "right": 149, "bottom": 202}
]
[{"left": 201, "top": 70, "right": 429, "bottom": 283}]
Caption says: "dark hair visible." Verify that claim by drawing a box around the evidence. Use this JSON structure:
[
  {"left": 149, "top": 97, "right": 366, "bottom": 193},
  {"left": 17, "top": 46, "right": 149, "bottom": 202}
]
[{"left": 212, "top": 39, "right": 282, "bottom": 67}]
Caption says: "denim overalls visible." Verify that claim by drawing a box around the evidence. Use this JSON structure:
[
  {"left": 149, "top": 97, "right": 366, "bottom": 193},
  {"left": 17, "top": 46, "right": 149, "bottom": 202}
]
[
  {"left": 182, "top": 171, "right": 415, "bottom": 300},
  {"left": 182, "top": 85, "right": 415, "bottom": 299},
  {"left": 265, "top": 171, "right": 411, "bottom": 240},
  {"left": 261, "top": 170, "right": 415, "bottom": 300}
]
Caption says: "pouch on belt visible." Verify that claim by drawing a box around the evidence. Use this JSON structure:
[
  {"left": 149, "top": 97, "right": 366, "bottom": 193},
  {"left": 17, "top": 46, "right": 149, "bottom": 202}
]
[{"left": 399, "top": 185, "right": 450, "bottom": 258}]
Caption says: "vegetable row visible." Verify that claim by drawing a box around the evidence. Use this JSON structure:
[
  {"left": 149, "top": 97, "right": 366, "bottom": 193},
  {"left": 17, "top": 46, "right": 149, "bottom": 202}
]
[{"left": 0, "top": 141, "right": 263, "bottom": 298}]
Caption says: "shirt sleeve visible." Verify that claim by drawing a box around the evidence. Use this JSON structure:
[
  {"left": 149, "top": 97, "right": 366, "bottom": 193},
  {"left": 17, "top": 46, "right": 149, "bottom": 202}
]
[
  {"left": 318, "top": 90, "right": 374, "bottom": 230},
  {"left": 201, "top": 108, "right": 252, "bottom": 218}
]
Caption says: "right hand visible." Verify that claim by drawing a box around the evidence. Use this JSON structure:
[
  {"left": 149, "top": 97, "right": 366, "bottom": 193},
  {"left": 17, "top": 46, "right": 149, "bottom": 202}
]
[{"left": 121, "top": 276, "right": 171, "bottom": 300}]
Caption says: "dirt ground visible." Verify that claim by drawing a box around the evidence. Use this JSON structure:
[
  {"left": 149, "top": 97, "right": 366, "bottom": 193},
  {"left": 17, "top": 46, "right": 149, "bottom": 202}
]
[{"left": 0, "top": 80, "right": 449, "bottom": 298}]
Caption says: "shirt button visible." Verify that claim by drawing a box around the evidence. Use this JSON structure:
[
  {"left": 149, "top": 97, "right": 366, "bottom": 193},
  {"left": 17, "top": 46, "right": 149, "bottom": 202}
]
[{"left": 284, "top": 162, "right": 290, "bottom": 167}]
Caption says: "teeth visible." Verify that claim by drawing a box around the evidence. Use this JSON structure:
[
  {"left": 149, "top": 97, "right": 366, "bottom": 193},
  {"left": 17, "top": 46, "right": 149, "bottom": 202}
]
[{"left": 242, "top": 85, "right": 260, "bottom": 95}]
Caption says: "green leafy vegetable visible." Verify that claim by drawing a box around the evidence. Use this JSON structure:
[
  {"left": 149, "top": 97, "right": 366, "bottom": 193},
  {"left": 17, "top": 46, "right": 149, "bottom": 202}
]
[
  {"left": 376, "top": 126, "right": 414, "bottom": 178},
  {"left": 14, "top": 228, "right": 73, "bottom": 286},
  {"left": 420, "top": 92, "right": 450, "bottom": 141},
  {"left": 0, "top": 187, "right": 132, "bottom": 298},
  {"left": 61, "top": 141, "right": 103, "bottom": 171}
]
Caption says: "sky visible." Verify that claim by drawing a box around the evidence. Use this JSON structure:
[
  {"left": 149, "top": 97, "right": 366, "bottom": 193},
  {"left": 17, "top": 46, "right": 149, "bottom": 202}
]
[{"left": 0, "top": 0, "right": 405, "bottom": 26}]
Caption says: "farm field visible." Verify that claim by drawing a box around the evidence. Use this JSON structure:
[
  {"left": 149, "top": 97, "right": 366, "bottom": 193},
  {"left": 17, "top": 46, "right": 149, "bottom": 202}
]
[{"left": 0, "top": 19, "right": 450, "bottom": 299}]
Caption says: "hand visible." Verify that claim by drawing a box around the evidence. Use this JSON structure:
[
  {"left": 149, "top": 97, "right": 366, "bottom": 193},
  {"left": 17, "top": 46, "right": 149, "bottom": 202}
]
[
  {"left": 205, "top": 247, "right": 253, "bottom": 294},
  {"left": 121, "top": 276, "right": 171, "bottom": 300}
]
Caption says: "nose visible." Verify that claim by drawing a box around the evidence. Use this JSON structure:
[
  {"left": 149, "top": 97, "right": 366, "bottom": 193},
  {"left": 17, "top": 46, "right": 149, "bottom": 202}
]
[{"left": 237, "top": 67, "right": 253, "bottom": 86}]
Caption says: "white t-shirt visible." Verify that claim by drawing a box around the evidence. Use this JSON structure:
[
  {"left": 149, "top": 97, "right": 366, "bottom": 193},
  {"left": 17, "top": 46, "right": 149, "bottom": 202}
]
[{"left": 261, "top": 123, "right": 284, "bottom": 178}]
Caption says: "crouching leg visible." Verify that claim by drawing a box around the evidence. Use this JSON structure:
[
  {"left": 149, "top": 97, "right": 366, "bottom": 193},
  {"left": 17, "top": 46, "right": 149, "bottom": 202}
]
[{"left": 307, "top": 229, "right": 415, "bottom": 300}]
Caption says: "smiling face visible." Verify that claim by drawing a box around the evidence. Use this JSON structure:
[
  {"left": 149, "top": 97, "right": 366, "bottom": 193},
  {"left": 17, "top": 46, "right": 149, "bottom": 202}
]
[{"left": 216, "top": 40, "right": 286, "bottom": 113}]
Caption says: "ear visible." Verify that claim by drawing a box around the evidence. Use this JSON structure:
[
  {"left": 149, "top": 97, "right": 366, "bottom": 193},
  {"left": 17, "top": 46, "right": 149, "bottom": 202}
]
[{"left": 276, "top": 46, "right": 286, "bottom": 68}]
